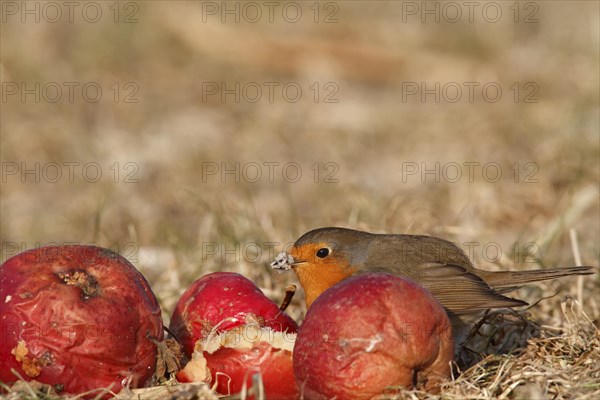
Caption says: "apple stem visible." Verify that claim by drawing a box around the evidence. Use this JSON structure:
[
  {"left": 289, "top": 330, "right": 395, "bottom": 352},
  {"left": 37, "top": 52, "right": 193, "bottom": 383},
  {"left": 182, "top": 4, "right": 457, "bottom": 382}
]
[
  {"left": 162, "top": 325, "right": 181, "bottom": 343},
  {"left": 279, "top": 284, "right": 297, "bottom": 311}
]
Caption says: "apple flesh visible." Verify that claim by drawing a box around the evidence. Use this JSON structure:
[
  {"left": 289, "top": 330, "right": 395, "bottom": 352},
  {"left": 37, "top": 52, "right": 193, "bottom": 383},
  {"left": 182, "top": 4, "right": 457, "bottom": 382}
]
[
  {"left": 170, "top": 272, "right": 298, "bottom": 399},
  {"left": 0, "top": 245, "right": 164, "bottom": 398},
  {"left": 293, "top": 273, "right": 454, "bottom": 399}
]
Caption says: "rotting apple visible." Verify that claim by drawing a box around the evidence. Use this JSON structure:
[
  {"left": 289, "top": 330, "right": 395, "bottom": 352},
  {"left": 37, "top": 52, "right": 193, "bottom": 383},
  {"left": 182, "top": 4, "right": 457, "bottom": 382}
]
[
  {"left": 293, "top": 273, "right": 454, "bottom": 399},
  {"left": 0, "top": 245, "right": 164, "bottom": 398},
  {"left": 170, "top": 272, "right": 298, "bottom": 399}
]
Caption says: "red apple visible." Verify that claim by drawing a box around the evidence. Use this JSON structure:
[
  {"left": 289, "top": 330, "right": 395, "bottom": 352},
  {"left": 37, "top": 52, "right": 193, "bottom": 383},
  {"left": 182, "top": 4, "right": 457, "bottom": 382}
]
[
  {"left": 170, "top": 272, "right": 298, "bottom": 399},
  {"left": 0, "top": 245, "right": 164, "bottom": 398},
  {"left": 294, "top": 273, "right": 454, "bottom": 399}
]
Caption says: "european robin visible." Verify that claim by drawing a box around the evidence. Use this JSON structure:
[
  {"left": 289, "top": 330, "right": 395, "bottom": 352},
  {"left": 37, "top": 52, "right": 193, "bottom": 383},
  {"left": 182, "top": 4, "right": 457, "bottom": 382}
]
[{"left": 271, "top": 227, "right": 594, "bottom": 336}]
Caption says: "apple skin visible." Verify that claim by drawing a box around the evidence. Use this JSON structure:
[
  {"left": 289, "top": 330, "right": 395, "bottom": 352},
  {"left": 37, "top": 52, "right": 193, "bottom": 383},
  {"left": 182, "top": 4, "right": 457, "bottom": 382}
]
[
  {"left": 293, "top": 273, "right": 454, "bottom": 399},
  {"left": 170, "top": 272, "right": 298, "bottom": 399},
  {"left": 0, "top": 245, "right": 164, "bottom": 398}
]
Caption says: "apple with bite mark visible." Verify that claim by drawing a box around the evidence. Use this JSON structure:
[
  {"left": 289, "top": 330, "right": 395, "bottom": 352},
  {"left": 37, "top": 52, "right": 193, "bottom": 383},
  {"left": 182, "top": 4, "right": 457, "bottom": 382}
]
[
  {"left": 0, "top": 245, "right": 164, "bottom": 398},
  {"left": 293, "top": 273, "right": 454, "bottom": 399},
  {"left": 170, "top": 272, "right": 298, "bottom": 399}
]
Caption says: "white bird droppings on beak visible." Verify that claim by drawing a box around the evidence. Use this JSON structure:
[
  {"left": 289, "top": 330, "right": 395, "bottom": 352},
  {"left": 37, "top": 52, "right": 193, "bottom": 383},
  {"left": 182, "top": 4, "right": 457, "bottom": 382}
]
[{"left": 271, "top": 252, "right": 294, "bottom": 272}]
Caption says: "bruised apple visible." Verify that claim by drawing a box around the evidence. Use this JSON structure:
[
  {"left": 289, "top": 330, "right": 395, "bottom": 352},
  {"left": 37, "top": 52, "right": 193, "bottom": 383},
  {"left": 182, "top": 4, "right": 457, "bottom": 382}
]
[
  {"left": 294, "top": 273, "right": 454, "bottom": 399},
  {"left": 0, "top": 245, "right": 164, "bottom": 397},
  {"left": 170, "top": 272, "right": 298, "bottom": 399}
]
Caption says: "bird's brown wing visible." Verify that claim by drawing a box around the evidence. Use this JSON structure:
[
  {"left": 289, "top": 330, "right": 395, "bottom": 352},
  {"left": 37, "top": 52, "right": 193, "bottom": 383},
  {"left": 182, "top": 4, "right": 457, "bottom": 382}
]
[
  {"left": 410, "top": 263, "right": 527, "bottom": 315},
  {"left": 475, "top": 266, "right": 595, "bottom": 290}
]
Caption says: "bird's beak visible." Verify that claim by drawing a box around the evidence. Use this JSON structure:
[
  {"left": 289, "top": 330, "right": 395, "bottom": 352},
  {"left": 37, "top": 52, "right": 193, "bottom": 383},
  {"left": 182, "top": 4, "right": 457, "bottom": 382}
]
[
  {"left": 290, "top": 259, "right": 307, "bottom": 267},
  {"left": 288, "top": 248, "right": 306, "bottom": 268}
]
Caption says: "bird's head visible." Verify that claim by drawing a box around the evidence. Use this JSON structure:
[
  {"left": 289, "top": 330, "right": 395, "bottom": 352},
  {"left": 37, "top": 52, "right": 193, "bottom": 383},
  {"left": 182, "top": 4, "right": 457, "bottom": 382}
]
[{"left": 272, "top": 227, "right": 368, "bottom": 307}]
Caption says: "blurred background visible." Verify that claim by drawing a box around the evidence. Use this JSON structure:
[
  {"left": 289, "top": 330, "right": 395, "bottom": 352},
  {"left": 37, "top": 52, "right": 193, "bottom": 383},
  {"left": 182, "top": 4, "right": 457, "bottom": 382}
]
[{"left": 1, "top": 1, "right": 598, "bottom": 325}]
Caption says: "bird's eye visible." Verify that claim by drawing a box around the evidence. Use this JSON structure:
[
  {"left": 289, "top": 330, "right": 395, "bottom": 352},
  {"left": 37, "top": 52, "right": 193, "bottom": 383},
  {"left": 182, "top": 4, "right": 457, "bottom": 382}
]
[{"left": 316, "top": 248, "right": 330, "bottom": 258}]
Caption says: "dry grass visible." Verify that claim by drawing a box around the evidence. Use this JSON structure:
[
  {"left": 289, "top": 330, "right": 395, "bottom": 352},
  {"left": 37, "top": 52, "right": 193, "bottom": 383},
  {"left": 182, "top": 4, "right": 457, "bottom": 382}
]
[
  {"left": 440, "top": 300, "right": 600, "bottom": 400},
  {"left": 1, "top": 1, "right": 599, "bottom": 399}
]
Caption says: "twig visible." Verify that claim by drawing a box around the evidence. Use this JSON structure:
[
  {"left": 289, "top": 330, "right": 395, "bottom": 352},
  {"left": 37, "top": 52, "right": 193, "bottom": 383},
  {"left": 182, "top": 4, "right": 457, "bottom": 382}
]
[{"left": 568, "top": 228, "right": 583, "bottom": 307}]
